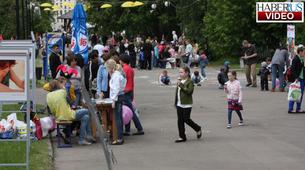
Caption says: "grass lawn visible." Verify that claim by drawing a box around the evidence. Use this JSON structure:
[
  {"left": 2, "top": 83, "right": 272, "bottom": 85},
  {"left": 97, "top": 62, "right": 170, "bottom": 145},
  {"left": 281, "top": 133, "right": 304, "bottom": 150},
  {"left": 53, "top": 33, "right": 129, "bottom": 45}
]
[{"left": 0, "top": 104, "right": 53, "bottom": 170}]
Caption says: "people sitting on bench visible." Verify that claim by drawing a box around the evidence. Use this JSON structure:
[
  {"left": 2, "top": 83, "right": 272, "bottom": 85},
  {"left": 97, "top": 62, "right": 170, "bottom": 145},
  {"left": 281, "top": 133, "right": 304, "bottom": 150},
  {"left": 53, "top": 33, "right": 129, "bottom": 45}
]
[{"left": 46, "top": 77, "right": 95, "bottom": 145}]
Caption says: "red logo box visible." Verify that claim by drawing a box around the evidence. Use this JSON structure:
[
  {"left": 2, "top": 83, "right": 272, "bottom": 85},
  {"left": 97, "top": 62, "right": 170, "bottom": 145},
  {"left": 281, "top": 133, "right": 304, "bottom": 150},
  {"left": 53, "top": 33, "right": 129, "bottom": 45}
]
[{"left": 256, "top": 2, "right": 304, "bottom": 23}]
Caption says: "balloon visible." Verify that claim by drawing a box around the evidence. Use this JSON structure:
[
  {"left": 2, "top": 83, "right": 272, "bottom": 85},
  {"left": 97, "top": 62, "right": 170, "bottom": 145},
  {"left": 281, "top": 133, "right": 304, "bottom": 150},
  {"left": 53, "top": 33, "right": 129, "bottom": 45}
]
[
  {"left": 276, "top": 79, "right": 280, "bottom": 88},
  {"left": 122, "top": 105, "right": 133, "bottom": 125}
]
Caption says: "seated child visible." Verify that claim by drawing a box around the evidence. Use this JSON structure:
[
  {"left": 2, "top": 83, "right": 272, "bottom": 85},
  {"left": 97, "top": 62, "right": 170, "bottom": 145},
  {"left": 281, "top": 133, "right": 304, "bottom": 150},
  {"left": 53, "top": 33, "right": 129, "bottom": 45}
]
[
  {"left": 159, "top": 70, "right": 171, "bottom": 85},
  {"left": 191, "top": 71, "right": 202, "bottom": 86},
  {"left": 56, "top": 65, "right": 79, "bottom": 108},
  {"left": 218, "top": 67, "right": 228, "bottom": 89},
  {"left": 223, "top": 61, "right": 230, "bottom": 80}
]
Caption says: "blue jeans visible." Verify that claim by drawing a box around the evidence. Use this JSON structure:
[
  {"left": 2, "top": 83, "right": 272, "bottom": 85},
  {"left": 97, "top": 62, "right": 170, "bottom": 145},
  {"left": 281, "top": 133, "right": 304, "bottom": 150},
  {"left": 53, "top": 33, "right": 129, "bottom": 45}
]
[
  {"left": 75, "top": 89, "right": 82, "bottom": 106},
  {"left": 289, "top": 79, "right": 304, "bottom": 112},
  {"left": 153, "top": 56, "right": 158, "bottom": 68},
  {"left": 75, "top": 109, "right": 92, "bottom": 141},
  {"left": 114, "top": 95, "right": 124, "bottom": 140},
  {"left": 200, "top": 66, "right": 206, "bottom": 78},
  {"left": 271, "top": 64, "right": 284, "bottom": 89},
  {"left": 228, "top": 109, "right": 243, "bottom": 124},
  {"left": 124, "top": 91, "right": 143, "bottom": 133}
]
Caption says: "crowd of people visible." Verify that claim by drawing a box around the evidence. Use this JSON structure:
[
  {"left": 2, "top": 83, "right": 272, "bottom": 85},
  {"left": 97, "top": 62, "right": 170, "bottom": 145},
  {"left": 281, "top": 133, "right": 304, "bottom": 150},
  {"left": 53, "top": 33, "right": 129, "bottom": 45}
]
[
  {"left": 239, "top": 39, "right": 305, "bottom": 115},
  {"left": 46, "top": 44, "right": 147, "bottom": 145},
  {"left": 37, "top": 30, "right": 305, "bottom": 146},
  {"left": 90, "top": 32, "right": 208, "bottom": 74}
]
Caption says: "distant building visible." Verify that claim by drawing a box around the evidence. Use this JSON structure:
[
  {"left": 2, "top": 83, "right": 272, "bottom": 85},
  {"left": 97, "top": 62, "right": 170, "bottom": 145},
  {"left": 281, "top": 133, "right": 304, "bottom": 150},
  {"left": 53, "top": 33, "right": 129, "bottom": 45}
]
[{"left": 52, "top": 0, "right": 76, "bottom": 31}]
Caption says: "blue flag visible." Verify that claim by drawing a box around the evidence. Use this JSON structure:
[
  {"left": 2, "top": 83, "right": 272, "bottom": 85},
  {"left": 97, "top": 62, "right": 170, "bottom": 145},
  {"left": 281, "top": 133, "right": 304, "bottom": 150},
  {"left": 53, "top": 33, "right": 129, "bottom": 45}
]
[{"left": 71, "top": 3, "right": 89, "bottom": 64}]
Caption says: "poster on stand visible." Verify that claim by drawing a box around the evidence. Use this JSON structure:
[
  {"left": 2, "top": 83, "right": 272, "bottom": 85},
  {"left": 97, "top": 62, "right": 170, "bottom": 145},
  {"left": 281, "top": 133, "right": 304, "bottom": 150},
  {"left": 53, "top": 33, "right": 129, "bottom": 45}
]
[
  {"left": 0, "top": 50, "right": 29, "bottom": 101},
  {"left": 0, "top": 42, "right": 35, "bottom": 79}
]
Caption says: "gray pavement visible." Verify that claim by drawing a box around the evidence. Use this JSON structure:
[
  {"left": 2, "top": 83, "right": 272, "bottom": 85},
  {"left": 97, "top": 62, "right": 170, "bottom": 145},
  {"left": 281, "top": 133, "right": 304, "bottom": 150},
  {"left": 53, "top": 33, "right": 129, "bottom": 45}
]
[{"left": 50, "top": 67, "right": 305, "bottom": 170}]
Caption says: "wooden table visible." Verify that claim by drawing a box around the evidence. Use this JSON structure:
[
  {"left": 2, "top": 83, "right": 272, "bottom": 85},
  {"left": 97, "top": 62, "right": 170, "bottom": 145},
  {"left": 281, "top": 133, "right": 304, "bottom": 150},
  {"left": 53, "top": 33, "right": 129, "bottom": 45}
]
[{"left": 95, "top": 100, "right": 117, "bottom": 142}]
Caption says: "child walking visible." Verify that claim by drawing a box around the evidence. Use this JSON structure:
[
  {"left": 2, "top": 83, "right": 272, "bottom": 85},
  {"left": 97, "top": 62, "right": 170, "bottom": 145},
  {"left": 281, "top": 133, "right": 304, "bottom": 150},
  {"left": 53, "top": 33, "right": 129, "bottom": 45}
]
[
  {"left": 224, "top": 71, "right": 244, "bottom": 129},
  {"left": 174, "top": 67, "right": 202, "bottom": 143}
]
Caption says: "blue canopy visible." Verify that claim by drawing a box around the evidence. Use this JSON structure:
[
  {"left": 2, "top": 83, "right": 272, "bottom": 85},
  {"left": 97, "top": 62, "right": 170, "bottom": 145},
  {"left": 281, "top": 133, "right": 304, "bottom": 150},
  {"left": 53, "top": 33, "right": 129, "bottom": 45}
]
[{"left": 71, "top": 3, "right": 89, "bottom": 64}]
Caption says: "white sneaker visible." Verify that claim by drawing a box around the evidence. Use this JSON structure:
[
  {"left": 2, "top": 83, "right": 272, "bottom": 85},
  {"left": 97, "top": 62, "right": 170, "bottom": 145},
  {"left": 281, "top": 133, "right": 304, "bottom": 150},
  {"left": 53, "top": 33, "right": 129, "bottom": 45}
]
[
  {"left": 78, "top": 140, "right": 92, "bottom": 145},
  {"left": 227, "top": 124, "right": 232, "bottom": 129},
  {"left": 86, "top": 136, "right": 97, "bottom": 143},
  {"left": 238, "top": 122, "right": 244, "bottom": 126}
]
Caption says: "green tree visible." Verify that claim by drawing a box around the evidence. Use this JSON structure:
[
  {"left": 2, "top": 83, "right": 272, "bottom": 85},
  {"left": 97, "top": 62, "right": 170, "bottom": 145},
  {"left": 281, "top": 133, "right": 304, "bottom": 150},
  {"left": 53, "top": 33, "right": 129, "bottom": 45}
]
[
  {"left": 203, "top": 0, "right": 305, "bottom": 61},
  {"left": 0, "top": 0, "right": 52, "bottom": 39},
  {"left": 87, "top": 0, "right": 180, "bottom": 40},
  {"left": 0, "top": 0, "right": 16, "bottom": 39},
  {"left": 175, "top": 0, "right": 206, "bottom": 44},
  {"left": 32, "top": 0, "right": 53, "bottom": 35}
]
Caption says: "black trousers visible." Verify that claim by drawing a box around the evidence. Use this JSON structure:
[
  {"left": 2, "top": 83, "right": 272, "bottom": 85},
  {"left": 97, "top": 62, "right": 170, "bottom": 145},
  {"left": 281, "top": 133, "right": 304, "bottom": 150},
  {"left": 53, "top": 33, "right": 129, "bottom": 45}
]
[
  {"left": 260, "top": 77, "right": 269, "bottom": 90},
  {"left": 36, "top": 67, "right": 42, "bottom": 80},
  {"left": 145, "top": 56, "right": 152, "bottom": 70},
  {"left": 176, "top": 106, "right": 201, "bottom": 139},
  {"left": 130, "top": 54, "right": 137, "bottom": 68}
]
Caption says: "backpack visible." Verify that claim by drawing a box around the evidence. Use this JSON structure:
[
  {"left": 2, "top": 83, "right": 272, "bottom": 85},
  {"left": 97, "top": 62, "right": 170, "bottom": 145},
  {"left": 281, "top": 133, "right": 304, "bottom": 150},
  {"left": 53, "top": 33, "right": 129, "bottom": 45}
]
[{"left": 286, "top": 67, "right": 294, "bottom": 83}]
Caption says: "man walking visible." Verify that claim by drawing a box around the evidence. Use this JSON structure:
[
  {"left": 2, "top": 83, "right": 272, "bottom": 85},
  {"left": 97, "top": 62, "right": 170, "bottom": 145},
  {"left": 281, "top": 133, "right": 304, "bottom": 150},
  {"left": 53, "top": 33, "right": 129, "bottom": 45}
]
[{"left": 241, "top": 40, "right": 258, "bottom": 87}]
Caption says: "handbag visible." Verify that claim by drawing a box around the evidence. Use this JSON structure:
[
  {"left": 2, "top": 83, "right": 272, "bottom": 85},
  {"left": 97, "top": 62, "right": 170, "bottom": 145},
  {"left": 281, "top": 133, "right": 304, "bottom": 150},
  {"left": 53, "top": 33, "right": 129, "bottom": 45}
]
[
  {"left": 288, "top": 81, "right": 301, "bottom": 102},
  {"left": 181, "top": 53, "right": 189, "bottom": 63}
]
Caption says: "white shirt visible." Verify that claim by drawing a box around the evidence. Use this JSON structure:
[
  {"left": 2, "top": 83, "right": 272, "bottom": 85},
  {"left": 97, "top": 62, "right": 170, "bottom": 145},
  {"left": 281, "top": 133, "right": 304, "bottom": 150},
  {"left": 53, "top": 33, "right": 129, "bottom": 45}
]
[
  {"left": 93, "top": 43, "right": 104, "bottom": 58},
  {"left": 109, "top": 71, "right": 126, "bottom": 101},
  {"left": 186, "top": 44, "right": 193, "bottom": 58},
  {"left": 177, "top": 79, "right": 192, "bottom": 108},
  {"left": 173, "top": 34, "right": 178, "bottom": 42}
]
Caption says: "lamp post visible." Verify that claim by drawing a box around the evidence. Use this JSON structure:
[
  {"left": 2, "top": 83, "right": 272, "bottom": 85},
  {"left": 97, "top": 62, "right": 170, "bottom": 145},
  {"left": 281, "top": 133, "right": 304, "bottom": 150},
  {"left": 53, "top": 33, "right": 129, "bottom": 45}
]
[{"left": 25, "top": 2, "right": 41, "bottom": 38}]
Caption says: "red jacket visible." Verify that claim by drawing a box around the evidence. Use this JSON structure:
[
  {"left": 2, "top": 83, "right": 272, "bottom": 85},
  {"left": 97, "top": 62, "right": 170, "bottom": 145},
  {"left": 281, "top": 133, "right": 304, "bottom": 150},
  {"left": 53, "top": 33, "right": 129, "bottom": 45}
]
[{"left": 122, "top": 63, "right": 134, "bottom": 93}]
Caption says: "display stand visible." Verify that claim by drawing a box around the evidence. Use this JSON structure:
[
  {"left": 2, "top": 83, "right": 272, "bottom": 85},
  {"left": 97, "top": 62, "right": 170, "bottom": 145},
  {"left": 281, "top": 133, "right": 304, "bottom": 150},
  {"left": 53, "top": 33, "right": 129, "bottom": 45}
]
[
  {"left": 0, "top": 41, "right": 37, "bottom": 112},
  {"left": 0, "top": 50, "right": 31, "bottom": 170}
]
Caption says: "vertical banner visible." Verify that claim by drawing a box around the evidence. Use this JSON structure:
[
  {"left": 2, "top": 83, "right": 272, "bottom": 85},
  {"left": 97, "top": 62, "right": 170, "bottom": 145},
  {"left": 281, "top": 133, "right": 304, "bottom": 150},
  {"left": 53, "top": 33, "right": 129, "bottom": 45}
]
[
  {"left": 44, "top": 33, "right": 65, "bottom": 80},
  {"left": 287, "top": 25, "right": 295, "bottom": 60},
  {"left": 71, "top": 3, "right": 89, "bottom": 64}
]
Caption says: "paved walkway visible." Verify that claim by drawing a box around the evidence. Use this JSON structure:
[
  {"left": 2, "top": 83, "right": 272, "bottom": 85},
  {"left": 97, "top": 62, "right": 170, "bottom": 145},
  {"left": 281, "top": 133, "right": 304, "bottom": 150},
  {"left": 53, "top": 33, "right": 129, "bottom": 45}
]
[{"left": 41, "top": 67, "right": 305, "bottom": 170}]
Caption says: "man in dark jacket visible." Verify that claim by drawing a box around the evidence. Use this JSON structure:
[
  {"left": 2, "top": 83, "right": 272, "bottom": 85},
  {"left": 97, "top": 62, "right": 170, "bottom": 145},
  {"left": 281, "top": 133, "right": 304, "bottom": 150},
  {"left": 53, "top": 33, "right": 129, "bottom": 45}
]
[
  {"left": 241, "top": 40, "right": 258, "bottom": 87},
  {"left": 143, "top": 39, "right": 153, "bottom": 70},
  {"left": 49, "top": 44, "right": 62, "bottom": 79},
  {"left": 289, "top": 46, "right": 305, "bottom": 113}
]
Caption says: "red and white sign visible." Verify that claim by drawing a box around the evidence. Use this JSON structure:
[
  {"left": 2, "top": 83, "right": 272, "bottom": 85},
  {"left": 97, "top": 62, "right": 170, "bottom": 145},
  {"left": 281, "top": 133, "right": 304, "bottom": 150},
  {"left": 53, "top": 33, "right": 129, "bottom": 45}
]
[
  {"left": 256, "top": 2, "right": 304, "bottom": 23},
  {"left": 287, "top": 25, "right": 295, "bottom": 39}
]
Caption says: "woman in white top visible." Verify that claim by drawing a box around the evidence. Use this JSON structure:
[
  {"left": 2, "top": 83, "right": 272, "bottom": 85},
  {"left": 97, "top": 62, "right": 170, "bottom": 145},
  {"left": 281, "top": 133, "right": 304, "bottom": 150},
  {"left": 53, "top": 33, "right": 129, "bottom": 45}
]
[{"left": 105, "top": 59, "right": 126, "bottom": 145}]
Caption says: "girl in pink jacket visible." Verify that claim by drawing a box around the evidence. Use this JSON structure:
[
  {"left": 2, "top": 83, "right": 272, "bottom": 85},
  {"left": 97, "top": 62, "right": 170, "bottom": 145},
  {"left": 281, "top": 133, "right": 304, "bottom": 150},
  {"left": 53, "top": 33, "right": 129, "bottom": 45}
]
[{"left": 224, "top": 71, "right": 244, "bottom": 129}]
